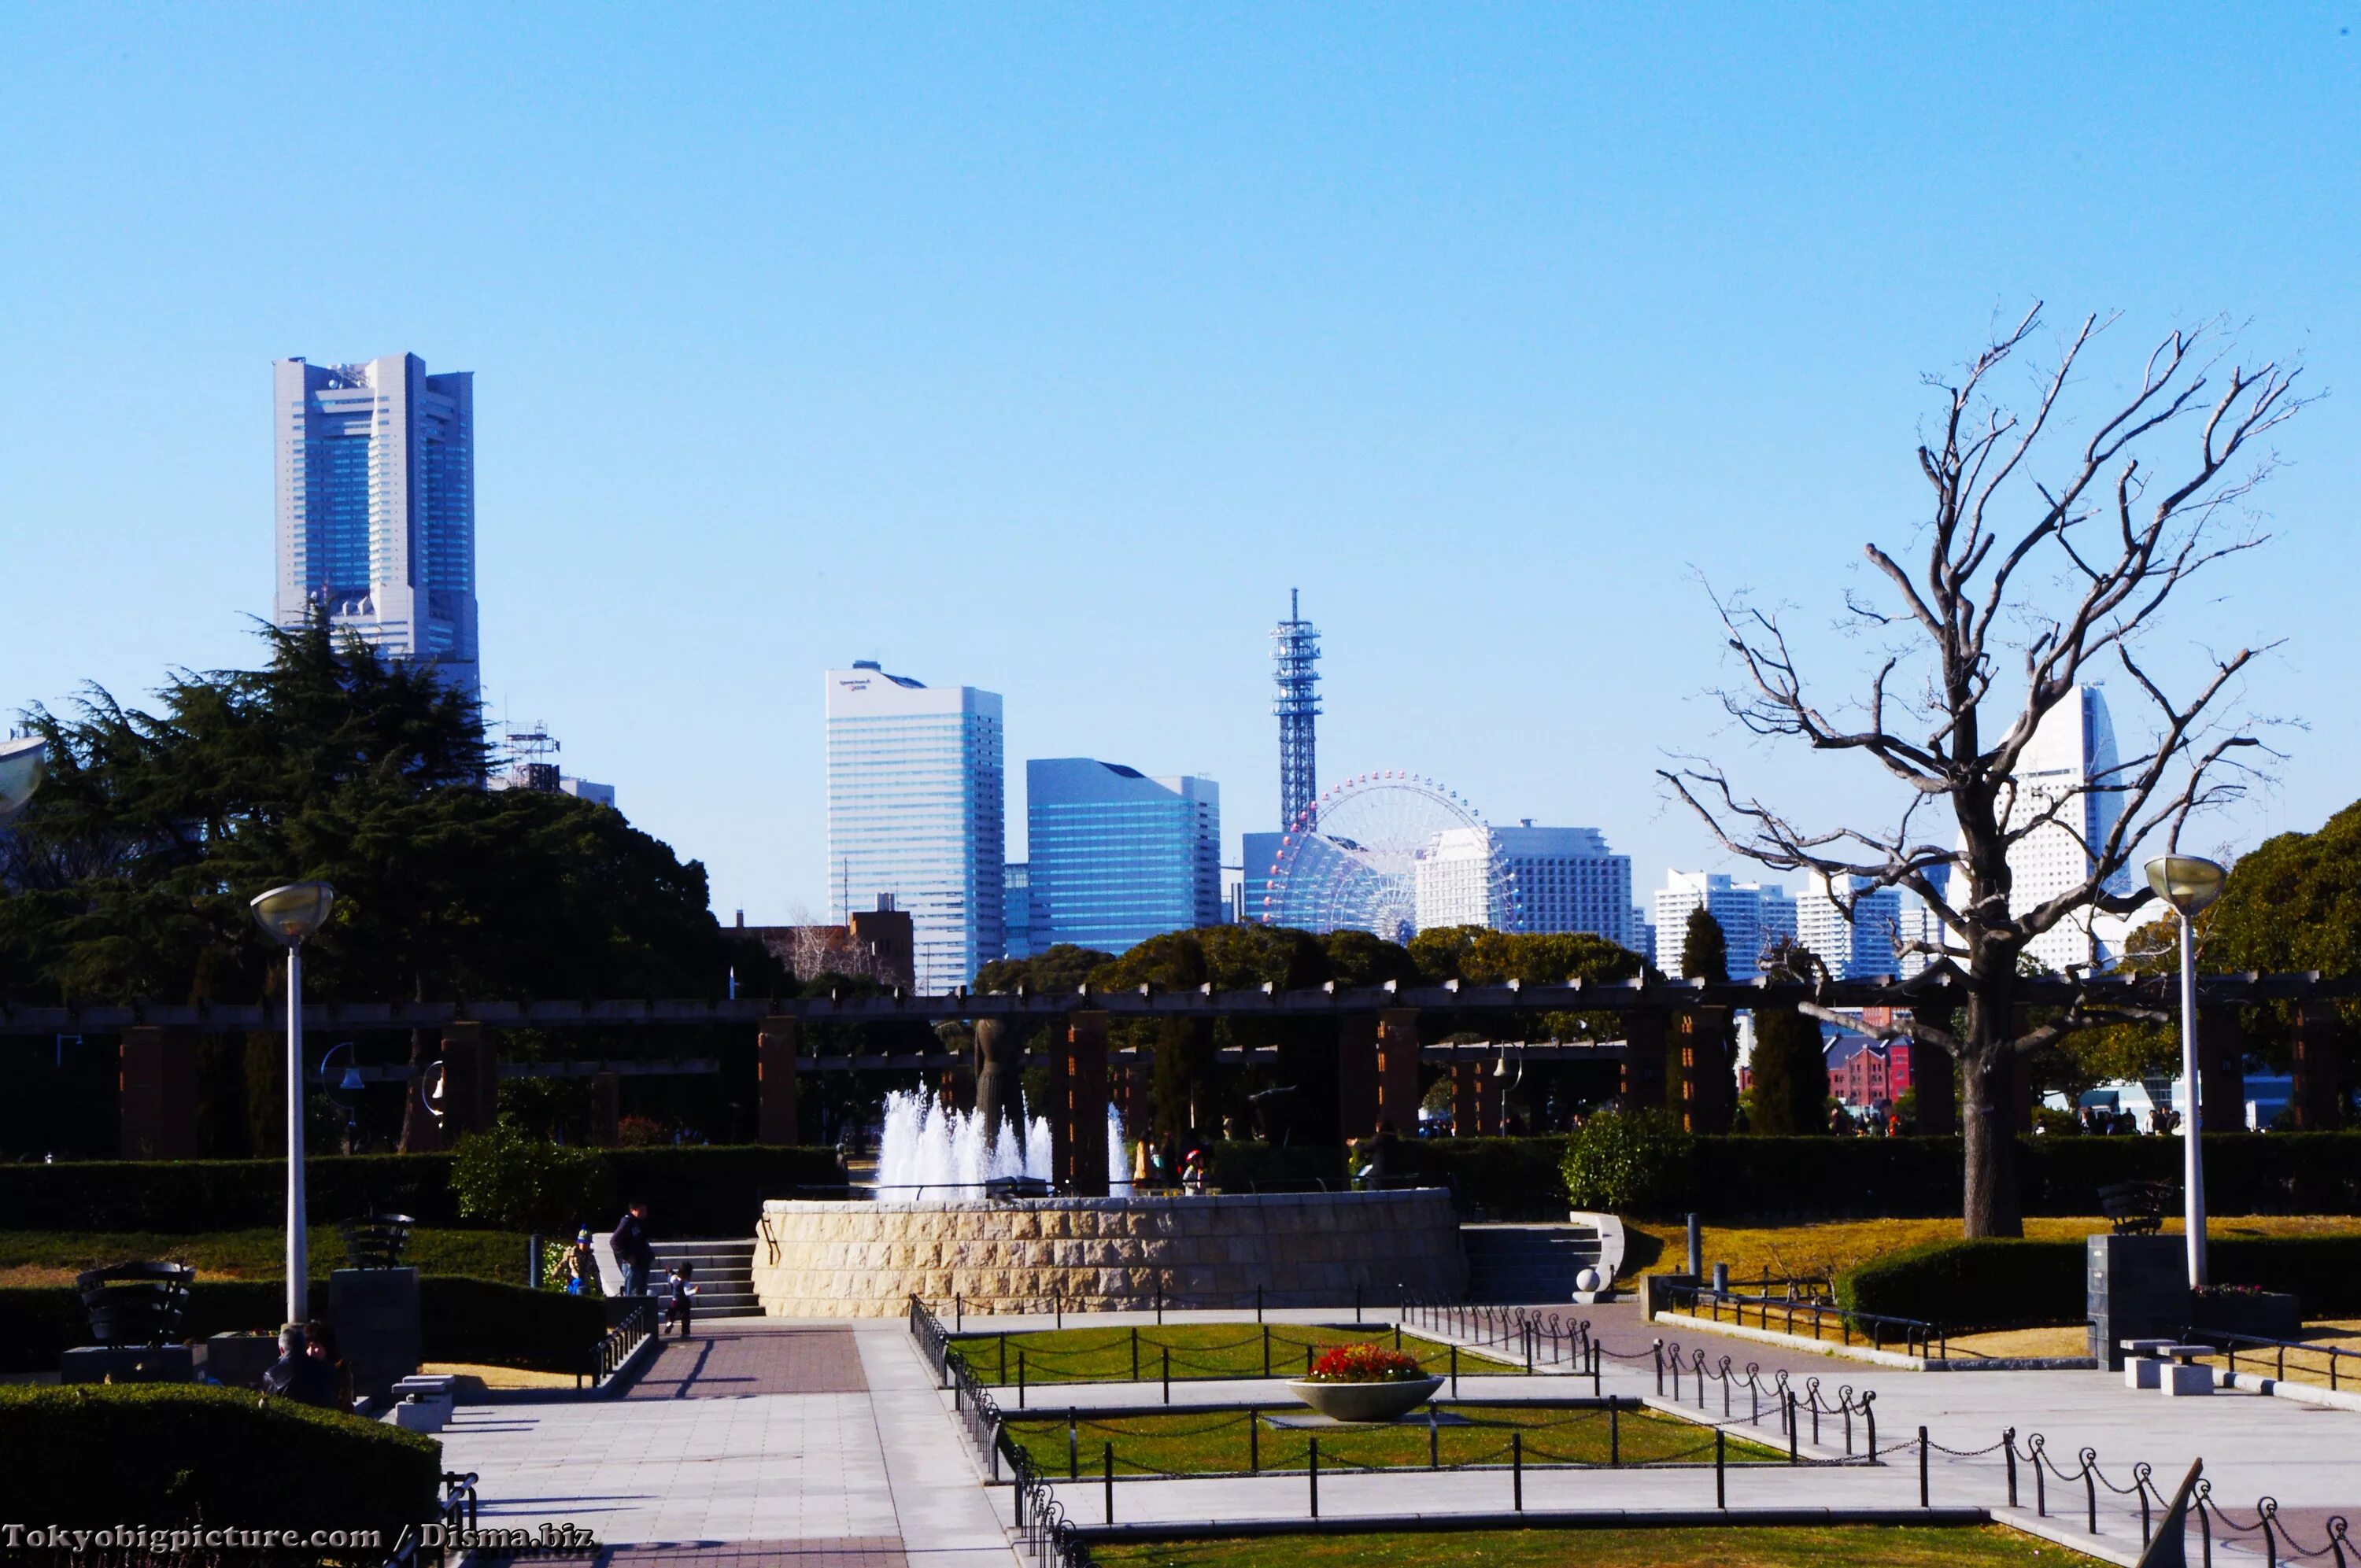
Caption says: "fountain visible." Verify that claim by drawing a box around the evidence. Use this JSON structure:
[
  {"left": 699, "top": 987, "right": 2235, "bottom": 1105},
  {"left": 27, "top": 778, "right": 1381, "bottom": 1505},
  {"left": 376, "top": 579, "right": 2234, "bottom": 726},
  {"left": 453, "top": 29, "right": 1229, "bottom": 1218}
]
[
  {"left": 873, "top": 1088, "right": 1131, "bottom": 1200},
  {"left": 750, "top": 1021, "right": 1465, "bottom": 1317}
]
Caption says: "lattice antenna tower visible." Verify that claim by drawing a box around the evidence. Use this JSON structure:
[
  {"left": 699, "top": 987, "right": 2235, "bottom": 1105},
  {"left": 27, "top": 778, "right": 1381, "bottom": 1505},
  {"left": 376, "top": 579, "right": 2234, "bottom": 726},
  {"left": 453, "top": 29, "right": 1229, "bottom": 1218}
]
[
  {"left": 1272, "top": 588, "right": 1321, "bottom": 829},
  {"left": 504, "top": 721, "right": 561, "bottom": 792}
]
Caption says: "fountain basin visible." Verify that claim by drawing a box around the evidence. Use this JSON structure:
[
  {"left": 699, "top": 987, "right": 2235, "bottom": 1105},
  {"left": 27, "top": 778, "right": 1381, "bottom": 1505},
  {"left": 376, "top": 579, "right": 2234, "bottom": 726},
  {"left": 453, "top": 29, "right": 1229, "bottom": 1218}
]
[{"left": 752, "top": 1188, "right": 1466, "bottom": 1317}]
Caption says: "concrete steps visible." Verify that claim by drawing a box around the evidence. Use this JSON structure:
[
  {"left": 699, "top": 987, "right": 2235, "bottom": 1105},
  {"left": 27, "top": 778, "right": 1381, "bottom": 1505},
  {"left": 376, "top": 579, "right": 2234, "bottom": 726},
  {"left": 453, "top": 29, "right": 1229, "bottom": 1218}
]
[
  {"left": 648, "top": 1238, "right": 763, "bottom": 1318},
  {"left": 1461, "top": 1222, "right": 1605, "bottom": 1304}
]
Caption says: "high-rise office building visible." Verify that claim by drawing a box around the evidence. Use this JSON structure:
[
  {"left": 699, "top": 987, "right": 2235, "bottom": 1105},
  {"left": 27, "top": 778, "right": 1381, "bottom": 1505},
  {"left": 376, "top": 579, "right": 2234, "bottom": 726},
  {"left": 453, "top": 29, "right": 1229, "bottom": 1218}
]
[
  {"left": 825, "top": 662, "right": 1004, "bottom": 991},
  {"left": 274, "top": 355, "right": 478, "bottom": 695},
  {"left": 1987, "top": 684, "right": 2133, "bottom": 972},
  {"left": 1651, "top": 870, "right": 1792, "bottom": 977},
  {"left": 1414, "top": 823, "right": 1635, "bottom": 948},
  {"left": 1794, "top": 872, "right": 1904, "bottom": 980},
  {"left": 1026, "top": 759, "right": 1221, "bottom": 954}
]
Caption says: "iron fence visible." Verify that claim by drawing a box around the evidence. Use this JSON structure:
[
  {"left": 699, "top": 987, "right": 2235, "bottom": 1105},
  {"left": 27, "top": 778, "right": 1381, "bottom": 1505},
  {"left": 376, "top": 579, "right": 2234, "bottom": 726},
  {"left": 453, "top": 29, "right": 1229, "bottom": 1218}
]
[
  {"left": 1665, "top": 1281, "right": 1945, "bottom": 1360},
  {"left": 2185, "top": 1326, "right": 2361, "bottom": 1394},
  {"left": 911, "top": 1296, "right": 1097, "bottom": 1568},
  {"left": 582, "top": 1300, "right": 653, "bottom": 1389}
]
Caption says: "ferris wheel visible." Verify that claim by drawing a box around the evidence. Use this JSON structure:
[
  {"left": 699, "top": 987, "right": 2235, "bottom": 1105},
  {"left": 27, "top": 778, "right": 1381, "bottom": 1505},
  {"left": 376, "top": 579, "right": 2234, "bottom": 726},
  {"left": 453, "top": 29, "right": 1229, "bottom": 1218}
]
[{"left": 1259, "top": 770, "right": 1521, "bottom": 943}]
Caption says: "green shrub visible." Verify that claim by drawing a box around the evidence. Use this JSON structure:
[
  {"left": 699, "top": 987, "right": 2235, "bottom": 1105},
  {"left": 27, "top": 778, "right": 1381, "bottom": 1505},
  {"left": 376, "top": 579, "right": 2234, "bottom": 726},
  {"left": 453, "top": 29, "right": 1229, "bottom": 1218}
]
[
  {"left": 0, "top": 1143, "right": 844, "bottom": 1234},
  {"left": 0, "top": 1276, "right": 606, "bottom": 1374},
  {"left": 0, "top": 1384, "right": 440, "bottom": 1534},
  {"left": 1389, "top": 1137, "right": 1572, "bottom": 1219},
  {"left": 451, "top": 1127, "right": 615, "bottom": 1233},
  {"left": 1835, "top": 1233, "right": 2361, "bottom": 1330},
  {"left": 1561, "top": 1110, "right": 1693, "bottom": 1216}
]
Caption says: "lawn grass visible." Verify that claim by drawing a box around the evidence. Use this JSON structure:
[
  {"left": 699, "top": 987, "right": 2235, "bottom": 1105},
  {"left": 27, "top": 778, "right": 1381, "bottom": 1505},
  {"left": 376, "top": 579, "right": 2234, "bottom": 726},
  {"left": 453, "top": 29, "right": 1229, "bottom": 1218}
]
[
  {"left": 1092, "top": 1525, "right": 2102, "bottom": 1567},
  {"left": 1624, "top": 1215, "right": 2361, "bottom": 1290},
  {"left": 0, "top": 1227, "right": 529, "bottom": 1287},
  {"left": 951, "top": 1323, "right": 1520, "bottom": 1385},
  {"left": 1006, "top": 1403, "right": 1777, "bottom": 1476}
]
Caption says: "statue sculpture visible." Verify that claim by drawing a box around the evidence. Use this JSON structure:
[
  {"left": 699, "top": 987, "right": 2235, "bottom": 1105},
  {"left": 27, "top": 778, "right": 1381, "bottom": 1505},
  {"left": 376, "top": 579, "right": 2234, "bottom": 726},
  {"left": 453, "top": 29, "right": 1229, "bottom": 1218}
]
[{"left": 972, "top": 1018, "right": 1025, "bottom": 1154}]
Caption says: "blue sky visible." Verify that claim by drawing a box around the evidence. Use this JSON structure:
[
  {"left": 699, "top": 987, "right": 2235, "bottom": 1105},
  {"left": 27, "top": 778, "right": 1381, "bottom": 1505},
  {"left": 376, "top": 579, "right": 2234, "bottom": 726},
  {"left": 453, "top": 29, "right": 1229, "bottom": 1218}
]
[{"left": 5, "top": 6, "right": 2355, "bottom": 924}]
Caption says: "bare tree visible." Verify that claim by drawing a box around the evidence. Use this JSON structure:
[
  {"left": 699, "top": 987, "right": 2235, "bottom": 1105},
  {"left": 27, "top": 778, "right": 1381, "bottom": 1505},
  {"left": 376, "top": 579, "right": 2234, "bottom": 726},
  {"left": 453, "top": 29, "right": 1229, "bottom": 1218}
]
[{"left": 1663, "top": 306, "right": 2303, "bottom": 1238}]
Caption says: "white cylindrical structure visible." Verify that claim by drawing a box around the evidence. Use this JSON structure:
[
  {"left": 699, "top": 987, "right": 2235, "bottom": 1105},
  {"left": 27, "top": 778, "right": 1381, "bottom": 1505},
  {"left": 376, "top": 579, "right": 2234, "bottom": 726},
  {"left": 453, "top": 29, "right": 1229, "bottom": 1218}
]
[
  {"left": 286, "top": 949, "right": 307, "bottom": 1324},
  {"left": 2179, "top": 913, "right": 2207, "bottom": 1288}
]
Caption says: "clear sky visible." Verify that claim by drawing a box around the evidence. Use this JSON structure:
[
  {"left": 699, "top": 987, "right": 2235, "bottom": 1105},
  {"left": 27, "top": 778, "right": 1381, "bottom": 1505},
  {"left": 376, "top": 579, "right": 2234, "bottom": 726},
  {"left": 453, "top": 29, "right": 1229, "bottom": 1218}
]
[{"left": 5, "top": 6, "right": 2355, "bottom": 927}]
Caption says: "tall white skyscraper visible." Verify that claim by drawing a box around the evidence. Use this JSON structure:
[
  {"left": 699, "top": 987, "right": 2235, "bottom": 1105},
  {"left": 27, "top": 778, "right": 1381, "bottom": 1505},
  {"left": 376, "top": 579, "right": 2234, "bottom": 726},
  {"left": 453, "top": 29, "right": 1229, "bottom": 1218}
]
[
  {"left": 1651, "top": 870, "right": 1791, "bottom": 977},
  {"left": 273, "top": 355, "right": 478, "bottom": 695},
  {"left": 1416, "top": 824, "right": 1635, "bottom": 949},
  {"left": 826, "top": 662, "right": 1005, "bottom": 991},
  {"left": 1027, "top": 759, "right": 1220, "bottom": 954},
  {"left": 1989, "top": 684, "right": 2132, "bottom": 972}
]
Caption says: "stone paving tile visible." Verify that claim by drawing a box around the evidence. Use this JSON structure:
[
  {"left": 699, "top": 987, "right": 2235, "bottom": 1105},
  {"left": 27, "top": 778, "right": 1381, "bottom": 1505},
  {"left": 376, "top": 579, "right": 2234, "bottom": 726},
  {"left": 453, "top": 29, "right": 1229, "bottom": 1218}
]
[
  {"left": 492, "top": 1536, "right": 907, "bottom": 1566},
  {"left": 626, "top": 1326, "right": 870, "bottom": 1400}
]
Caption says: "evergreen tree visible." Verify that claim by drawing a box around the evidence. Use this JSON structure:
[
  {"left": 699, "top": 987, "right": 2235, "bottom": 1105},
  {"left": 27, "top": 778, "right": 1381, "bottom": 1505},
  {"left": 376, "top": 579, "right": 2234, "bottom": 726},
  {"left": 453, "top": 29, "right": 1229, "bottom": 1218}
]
[
  {"left": 1746, "top": 1005, "right": 1829, "bottom": 1134},
  {"left": 1679, "top": 907, "right": 1729, "bottom": 982}
]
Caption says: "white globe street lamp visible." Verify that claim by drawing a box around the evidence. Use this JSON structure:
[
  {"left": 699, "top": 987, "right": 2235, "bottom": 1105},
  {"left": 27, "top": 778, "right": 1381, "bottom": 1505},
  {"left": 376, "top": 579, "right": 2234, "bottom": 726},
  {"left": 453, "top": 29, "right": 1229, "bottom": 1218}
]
[
  {"left": 251, "top": 880, "right": 335, "bottom": 1323},
  {"left": 2146, "top": 854, "right": 2229, "bottom": 1288},
  {"left": 0, "top": 736, "right": 46, "bottom": 828}
]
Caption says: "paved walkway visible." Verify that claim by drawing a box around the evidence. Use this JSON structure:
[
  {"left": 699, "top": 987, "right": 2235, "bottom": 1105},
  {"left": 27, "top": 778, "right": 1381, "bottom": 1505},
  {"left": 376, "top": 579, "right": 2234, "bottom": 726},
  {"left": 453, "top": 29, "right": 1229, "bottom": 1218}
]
[{"left": 439, "top": 1322, "right": 1014, "bottom": 1567}]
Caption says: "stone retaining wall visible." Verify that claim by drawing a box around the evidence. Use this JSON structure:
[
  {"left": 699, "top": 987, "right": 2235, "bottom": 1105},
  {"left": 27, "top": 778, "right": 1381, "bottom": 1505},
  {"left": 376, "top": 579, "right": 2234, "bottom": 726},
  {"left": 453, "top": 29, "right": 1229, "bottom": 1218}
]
[{"left": 752, "top": 1189, "right": 1466, "bottom": 1317}]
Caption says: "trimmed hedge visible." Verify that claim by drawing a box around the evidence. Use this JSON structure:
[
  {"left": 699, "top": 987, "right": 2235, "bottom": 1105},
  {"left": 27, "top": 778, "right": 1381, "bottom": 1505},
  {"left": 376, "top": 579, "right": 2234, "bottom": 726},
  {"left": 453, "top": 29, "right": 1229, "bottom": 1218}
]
[
  {"left": 1835, "top": 1234, "right": 2361, "bottom": 1330},
  {"left": 0, "top": 1276, "right": 608, "bottom": 1374},
  {"left": 1370, "top": 1131, "right": 2361, "bottom": 1221},
  {"left": 0, "top": 1143, "right": 844, "bottom": 1234},
  {"left": 0, "top": 1384, "right": 440, "bottom": 1533}
]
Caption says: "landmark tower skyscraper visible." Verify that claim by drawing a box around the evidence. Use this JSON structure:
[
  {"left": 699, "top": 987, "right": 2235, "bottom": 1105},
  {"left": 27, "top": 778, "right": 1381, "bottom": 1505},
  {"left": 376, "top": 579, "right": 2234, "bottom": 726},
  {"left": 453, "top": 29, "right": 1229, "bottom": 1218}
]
[{"left": 273, "top": 354, "right": 478, "bottom": 695}]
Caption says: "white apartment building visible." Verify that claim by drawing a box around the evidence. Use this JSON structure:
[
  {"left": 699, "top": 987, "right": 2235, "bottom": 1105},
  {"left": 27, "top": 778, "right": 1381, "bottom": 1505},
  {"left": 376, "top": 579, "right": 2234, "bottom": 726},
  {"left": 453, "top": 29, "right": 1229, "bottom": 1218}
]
[
  {"left": 1414, "top": 823, "right": 1635, "bottom": 947},
  {"left": 1960, "top": 685, "right": 2134, "bottom": 973},
  {"left": 1651, "top": 870, "right": 1794, "bottom": 978},
  {"left": 1794, "top": 872, "right": 1905, "bottom": 980}
]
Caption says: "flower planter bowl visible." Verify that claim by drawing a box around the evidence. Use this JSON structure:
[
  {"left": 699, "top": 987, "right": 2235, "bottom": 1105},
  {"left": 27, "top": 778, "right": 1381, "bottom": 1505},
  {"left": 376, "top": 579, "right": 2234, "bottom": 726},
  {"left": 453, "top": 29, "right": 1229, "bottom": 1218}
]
[{"left": 1284, "top": 1374, "right": 1445, "bottom": 1423}]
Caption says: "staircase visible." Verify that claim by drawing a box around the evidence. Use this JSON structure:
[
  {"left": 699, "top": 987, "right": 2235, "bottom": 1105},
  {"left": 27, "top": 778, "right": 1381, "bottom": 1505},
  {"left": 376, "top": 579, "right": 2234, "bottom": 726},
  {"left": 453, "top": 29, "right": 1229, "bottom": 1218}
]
[
  {"left": 648, "top": 1238, "right": 763, "bottom": 1319},
  {"left": 1460, "top": 1222, "right": 1608, "bottom": 1304}
]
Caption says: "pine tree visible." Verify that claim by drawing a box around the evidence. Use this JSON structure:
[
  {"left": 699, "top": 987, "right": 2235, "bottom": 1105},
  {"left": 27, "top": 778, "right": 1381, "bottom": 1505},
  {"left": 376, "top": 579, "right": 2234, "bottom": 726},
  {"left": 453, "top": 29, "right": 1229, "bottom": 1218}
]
[
  {"left": 1747, "top": 1005, "right": 1829, "bottom": 1134},
  {"left": 1679, "top": 907, "right": 1729, "bottom": 982}
]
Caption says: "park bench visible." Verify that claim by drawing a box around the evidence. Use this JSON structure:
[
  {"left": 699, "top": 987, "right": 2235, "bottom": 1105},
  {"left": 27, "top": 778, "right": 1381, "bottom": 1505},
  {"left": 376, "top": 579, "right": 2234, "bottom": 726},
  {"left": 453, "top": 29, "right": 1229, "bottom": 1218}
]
[
  {"left": 2099, "top": 1179, "right": 2173, "bottom": 1235},
  {"left": 2122, "top": 1339, "right": 2215, "bottom": 1395},
  {"left": 62, "top": 1260, "right": 197, "bottom": 1384}
]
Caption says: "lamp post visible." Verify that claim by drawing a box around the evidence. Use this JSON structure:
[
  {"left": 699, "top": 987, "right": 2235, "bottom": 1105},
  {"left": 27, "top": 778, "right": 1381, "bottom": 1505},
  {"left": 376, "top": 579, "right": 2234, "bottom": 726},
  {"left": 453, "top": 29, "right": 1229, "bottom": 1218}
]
[
  {"left": 2145, "top": 854, "right": 2228, "bottom": 1288},
  {"left": 251, "top": 880, "right": 336, "bottom": 1324},
  {"left": 0, "top": 736, "right": 46, "bottom": 828}
]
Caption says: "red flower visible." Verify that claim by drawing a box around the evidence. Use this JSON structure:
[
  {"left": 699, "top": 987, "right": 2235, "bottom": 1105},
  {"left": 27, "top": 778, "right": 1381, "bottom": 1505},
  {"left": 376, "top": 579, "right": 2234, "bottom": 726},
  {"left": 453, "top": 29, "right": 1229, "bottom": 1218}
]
[{"left": 1306, "top": 1343, "right": 1425, "bottom": 1382}]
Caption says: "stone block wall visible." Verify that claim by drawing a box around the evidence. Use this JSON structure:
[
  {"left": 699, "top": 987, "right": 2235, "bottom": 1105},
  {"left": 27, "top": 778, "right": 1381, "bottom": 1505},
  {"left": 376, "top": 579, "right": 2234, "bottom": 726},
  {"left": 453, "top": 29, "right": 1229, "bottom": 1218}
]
[{"left": 752, "top": 1189, "right": 1467, "bottom": 1317}]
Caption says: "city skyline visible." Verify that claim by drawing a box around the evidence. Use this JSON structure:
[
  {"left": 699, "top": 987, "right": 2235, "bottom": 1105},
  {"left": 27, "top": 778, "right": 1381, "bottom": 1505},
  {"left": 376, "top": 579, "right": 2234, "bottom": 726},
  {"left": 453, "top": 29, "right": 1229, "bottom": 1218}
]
[{"left": 7, "top": 11, "right": 2353, "bottom": 927}]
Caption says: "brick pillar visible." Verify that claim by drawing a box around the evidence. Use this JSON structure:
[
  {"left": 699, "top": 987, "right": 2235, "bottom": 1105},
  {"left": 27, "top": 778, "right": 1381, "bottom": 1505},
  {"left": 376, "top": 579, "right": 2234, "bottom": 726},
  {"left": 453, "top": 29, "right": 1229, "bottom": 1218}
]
[
  {"left": 590, "top": 1071, "right": 621, "bottom": 1146},
  {"left": 1450, "top": 1059, "right": 1502, "bottom": 1136},
  {"left": 2197, "top": 1002, "right": 2247, "bottom": 1133},
  {"left": 1677, "top": 1008, "right": 1734, "bottom": 1134},
  {"left": 2291, "top": 1000, "right": 2345, "bottom": 1131},
  {"left": 1054, "top": 1011, "right": 1110, "bottom": 1196},
  {"left": 440, "top": 1024, "right": 497, "bottom": 1137},
  {"left": 118, "top": 1027, "right": 199, "bottom": 1159},
  {"left": 1336, "top": 1013, "right": 1380, "bottom": 1142},
  {"left": 1376, "top": 1009, "right": 1421, "bottom": 1136},
  {"left": 1620, "top": 1008, "right": 1668, "bottom": 1113},
  {"left": 758, "top": 1016, "right": 800, "bottom": 1145}
]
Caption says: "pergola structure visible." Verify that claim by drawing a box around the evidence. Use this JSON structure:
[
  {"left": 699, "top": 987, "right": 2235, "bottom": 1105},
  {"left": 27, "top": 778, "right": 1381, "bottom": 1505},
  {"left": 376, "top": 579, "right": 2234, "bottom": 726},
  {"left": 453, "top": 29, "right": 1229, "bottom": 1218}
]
[{"left": 13, "top": 968, "right": 2349, "bottom": 1176}]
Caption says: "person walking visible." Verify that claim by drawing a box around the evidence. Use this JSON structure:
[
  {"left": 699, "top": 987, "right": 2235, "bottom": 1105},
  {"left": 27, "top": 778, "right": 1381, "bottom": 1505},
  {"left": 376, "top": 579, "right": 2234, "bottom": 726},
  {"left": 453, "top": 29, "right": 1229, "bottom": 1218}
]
[
  {"left": 661, "top": 1262, "right": 699, "bottom": 1337},
  {"left": 611, "top": 1200, "right": 653, "bottom": 1297}
]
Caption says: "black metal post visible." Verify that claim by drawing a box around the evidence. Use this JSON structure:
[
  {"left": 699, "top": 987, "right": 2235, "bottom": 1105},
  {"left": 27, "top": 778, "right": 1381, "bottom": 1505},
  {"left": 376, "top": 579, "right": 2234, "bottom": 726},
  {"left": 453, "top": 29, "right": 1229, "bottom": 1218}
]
[
  {"left": 1263, "top": 1324, "right": 1271, "bottom": 1378},
  {"left": 1355, "top": 1283, "right": 1363, "bottom": 1323},
  {"left": 1130, "top": 1326, "right": 1140, "bottom": 1382},
  {"left": 1309, "top": 1437, "right": 1320, "bottom": 1518},
  {"left": 1787, "top": 1394, "right": 1799, "bottom": 1464},
  {"left": 1513, "top": 1430, "right": 1524, "bottom": 1512},
  {"left": 1918, "top": 1426, "right": 1930, "bottom": 1508},
  {"left": 1067, "top": 1408, "right": 1078, "bottom": 1481},
  {"left": 1716, "top": 1428, "right": 1727, "bottom": 1510},
  {"left": 1103, "top": 1442, "right": 1114, "bottom": 1526},
  {"left": 955, "top": 1293, "right": 962, "bottom": 1331},
  {"left": 1156, "top": 1282, "right": 1164, "bottom": 1324},
  {"left": 1609, "top": 1397, "right": 1620, "bottom": 1467},
  {"left": 1258, "top": 1285, "right": 1265, "bottom": 1322},
  {"left": 1249, "top": 1408, "right": 1258, "bottom": 1473},
  {"left": 2005, "top": 1430, "right": 2017, "bottom": 1507},
  {"left": 1055, "top": 1297, "right": 1062, "bottom": 1330},
  {"left": 1018, "top": 1351, "right": 1026, "bottom": 1410},
  {"left": 1429, "top": 1408, "right": 1440, "bottom": 1470},
  {"left": 1450, "top": 1343, "right": 1459, "bottom": 1397},
  {"left": 1162, "top": 1345, "right": 1171, "bottom": 1405}
]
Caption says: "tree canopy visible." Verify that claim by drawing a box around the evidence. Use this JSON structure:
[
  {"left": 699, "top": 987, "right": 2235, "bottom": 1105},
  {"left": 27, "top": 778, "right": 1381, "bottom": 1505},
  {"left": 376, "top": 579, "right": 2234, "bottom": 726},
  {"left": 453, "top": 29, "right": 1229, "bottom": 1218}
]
[{"left": 0, "top": 619, "right": 741, "bottom": 1009}]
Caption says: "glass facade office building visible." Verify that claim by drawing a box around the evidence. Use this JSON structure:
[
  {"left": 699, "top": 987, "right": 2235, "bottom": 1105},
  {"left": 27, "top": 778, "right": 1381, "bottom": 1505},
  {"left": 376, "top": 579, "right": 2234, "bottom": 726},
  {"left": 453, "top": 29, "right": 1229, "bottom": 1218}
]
[
  {"left": 826, "top": 664, "right": 1004, "bottom": 991},
  {"left": 1026, "top": 758, "right": 1220, "bottom": 954},
  {"left": 273, "top": 354, "right": 478, "bottom": 695}
]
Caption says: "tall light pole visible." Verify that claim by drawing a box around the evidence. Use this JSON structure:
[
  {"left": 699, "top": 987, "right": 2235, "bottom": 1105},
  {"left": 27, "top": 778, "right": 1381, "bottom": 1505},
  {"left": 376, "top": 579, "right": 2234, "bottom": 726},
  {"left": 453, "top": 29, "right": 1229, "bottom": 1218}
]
[
  {"left": 252, "top": 881, "right": 336, "bottom": 1324},
  {"left": 0, "top": 736, "right": 46, "bottom": 828},
  {"left": 2145, "top": 854, "right": 2229, "bottom": 1288}
]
